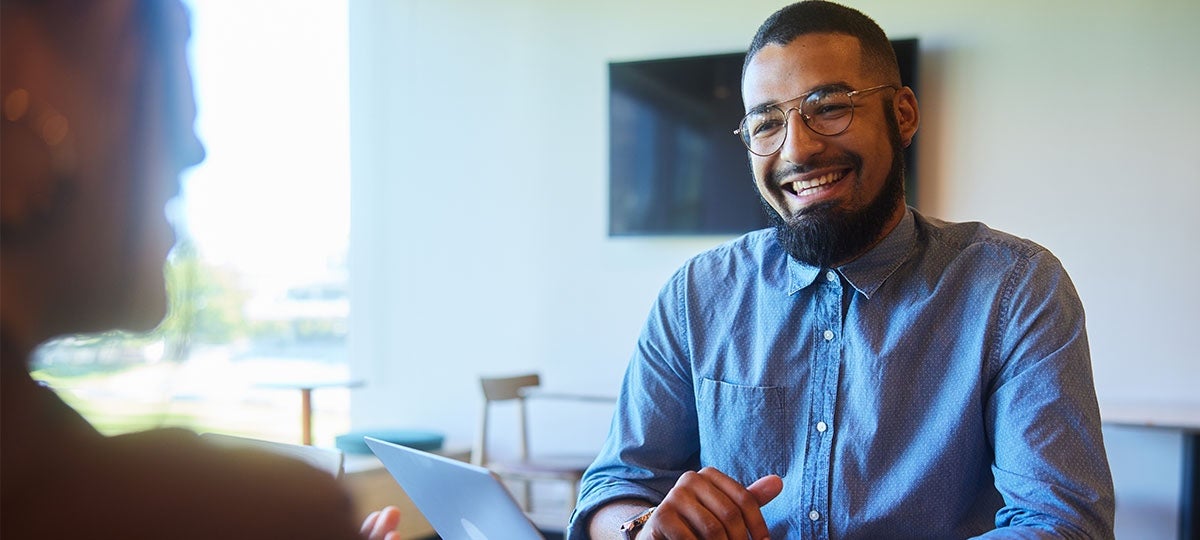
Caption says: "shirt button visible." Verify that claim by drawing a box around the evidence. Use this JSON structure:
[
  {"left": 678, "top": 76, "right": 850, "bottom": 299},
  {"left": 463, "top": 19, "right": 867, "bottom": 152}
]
[
  {"left": 816, "top": 421, "right": 828, "bottom": 432},
  {"left": 826, "top": 270, "right": 837, "bottom": 282},
  {"left": 823, "top": 329, "right": 834, "bottom": 341},
  {"left": 809, "top": 510, "right": 821, "bottom": 521}
]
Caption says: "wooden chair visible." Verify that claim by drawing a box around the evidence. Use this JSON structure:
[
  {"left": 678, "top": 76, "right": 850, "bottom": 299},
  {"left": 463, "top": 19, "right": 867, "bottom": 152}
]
[{"left": 472, "top": 373, "right": 613, "bottom": 530}]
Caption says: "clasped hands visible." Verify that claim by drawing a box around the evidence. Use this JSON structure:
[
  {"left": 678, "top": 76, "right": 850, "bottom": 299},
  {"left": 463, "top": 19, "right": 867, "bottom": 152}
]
[{"left": 634, "top": 468, "right": 783, "bottom": 540}]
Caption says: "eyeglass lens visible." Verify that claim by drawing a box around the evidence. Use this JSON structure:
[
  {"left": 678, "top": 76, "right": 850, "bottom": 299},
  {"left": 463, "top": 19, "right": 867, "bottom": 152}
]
[{"left": 738, "top": 89, "right": 856, "bottom": 156}]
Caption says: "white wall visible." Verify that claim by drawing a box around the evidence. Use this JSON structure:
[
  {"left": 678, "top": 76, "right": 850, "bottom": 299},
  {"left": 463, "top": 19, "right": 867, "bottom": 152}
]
[{"left": 347, "top": 1, "right": 1200, "bottom": 537}]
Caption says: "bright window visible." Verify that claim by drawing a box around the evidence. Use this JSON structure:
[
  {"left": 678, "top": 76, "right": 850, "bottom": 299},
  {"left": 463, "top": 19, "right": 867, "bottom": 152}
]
[{"left": 32, "top": 0, "right": 353, "bottom": 447}]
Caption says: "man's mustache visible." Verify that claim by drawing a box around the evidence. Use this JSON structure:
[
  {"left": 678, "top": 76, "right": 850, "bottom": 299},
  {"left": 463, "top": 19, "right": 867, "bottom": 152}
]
[{"left": 764, "top": 154, "right": 863, "bottom": 186}]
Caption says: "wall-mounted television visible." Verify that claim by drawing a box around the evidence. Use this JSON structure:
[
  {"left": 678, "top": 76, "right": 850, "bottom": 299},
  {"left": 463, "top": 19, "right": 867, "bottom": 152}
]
[{"left": 608, "top": 38, "right": 919, "bottom": 236}]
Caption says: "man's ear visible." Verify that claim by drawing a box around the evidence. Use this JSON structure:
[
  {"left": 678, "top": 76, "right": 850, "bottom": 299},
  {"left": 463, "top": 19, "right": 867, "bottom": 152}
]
[{"left": 894, "top": 86, "right": 920, "bottom": 148}]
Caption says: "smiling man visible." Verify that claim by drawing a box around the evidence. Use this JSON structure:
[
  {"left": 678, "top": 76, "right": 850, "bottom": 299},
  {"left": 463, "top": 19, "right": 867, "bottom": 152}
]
[{"left": 569, "top": 2, "right": 1114, "bottom": 539}]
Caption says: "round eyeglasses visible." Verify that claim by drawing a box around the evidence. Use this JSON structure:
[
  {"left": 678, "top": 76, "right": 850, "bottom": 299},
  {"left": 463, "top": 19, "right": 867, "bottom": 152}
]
[{"left": 734, "top": 84, "right": 897, "bottom": 157}]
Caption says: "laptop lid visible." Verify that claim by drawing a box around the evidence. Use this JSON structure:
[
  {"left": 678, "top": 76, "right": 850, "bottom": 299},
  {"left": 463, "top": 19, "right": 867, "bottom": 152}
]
[{"left": 364, "top": 437, "right": 545, "bottom": 540}]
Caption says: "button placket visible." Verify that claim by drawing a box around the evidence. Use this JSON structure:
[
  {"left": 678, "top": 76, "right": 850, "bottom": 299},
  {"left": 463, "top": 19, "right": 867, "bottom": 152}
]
[{"left": 799, "top": 274, "right": 840, "bottom": 540}]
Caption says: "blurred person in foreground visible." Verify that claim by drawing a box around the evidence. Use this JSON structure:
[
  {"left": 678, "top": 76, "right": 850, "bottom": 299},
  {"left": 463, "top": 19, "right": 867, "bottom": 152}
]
[
  {"left": 1, "top": 1, "right": 399, "bottom": 538},
  {"left": 571, "top": 2, "right": 1114, "bottom": 539}
]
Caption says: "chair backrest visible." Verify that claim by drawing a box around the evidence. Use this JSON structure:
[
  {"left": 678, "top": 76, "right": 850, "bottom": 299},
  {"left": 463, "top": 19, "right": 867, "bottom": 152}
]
[
  {"left": 481, "top": 373, "right": 540, "bottom": 401},
  {"left": 473, "top": 373, "right": 541, "bottom": 466}
]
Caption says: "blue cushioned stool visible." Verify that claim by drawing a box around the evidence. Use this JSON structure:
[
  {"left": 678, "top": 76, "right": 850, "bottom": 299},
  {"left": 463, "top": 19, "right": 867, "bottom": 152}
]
[{"left": 335, "top": 429, "right": 444, "bottom": 455}]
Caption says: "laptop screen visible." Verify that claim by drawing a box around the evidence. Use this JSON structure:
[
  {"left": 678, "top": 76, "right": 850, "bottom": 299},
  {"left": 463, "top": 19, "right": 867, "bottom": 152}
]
[{"left": 364, "top": 437, "right": 545, "bottom": 540}]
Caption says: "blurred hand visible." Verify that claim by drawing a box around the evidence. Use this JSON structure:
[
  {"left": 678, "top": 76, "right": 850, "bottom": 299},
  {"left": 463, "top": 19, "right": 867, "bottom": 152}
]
[
  {"left": 637, "top": 468, "right": 782, "bottom": 540},
  {"left": 360, "top": 506, "right": 401, "bottom": 540}
]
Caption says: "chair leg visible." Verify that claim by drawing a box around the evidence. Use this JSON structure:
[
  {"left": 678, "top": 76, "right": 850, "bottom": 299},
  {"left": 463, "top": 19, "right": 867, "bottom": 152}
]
[{"left": 522, "top": 479, "right": 533, "bottom": 512}]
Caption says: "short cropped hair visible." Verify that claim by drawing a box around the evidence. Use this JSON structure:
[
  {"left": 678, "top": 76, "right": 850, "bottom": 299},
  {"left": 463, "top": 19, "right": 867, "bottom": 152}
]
[{"left": 745, "top": 1, "right": 901, "bottom": 85}]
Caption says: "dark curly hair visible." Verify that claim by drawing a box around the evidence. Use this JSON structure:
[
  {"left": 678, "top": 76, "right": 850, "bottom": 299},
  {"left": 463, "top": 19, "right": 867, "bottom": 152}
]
[{"left": 745, "top": 1, "right": 901, "bottom": 86}]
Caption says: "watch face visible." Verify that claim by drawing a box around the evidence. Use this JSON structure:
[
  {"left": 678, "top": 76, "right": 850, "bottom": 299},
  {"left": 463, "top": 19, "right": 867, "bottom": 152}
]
[{"left": 620, "top": 506, "right": 656, "bottom": 539}]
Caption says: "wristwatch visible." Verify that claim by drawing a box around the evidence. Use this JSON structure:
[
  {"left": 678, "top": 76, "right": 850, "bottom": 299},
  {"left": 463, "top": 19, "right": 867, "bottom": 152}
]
[{"left": 619, "top": 506, "right": 656, "bottom": 540}]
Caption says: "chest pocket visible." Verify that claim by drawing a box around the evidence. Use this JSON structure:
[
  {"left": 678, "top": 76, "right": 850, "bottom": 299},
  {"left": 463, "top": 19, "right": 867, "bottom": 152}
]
[{"left": 695, "top": 377, "right": 795, "bottom": 484}]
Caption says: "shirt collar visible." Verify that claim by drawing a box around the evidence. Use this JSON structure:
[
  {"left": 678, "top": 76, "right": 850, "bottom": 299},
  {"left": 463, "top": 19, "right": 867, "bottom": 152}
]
[
  {"left": 786, "top": 207, "right": 917, "bottom": 299},
  {"left": 786, "top": 256, "right": 822, "bottom": 295}
]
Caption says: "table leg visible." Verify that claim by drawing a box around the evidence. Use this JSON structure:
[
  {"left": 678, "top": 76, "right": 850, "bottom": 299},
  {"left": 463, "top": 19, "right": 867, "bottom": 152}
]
[{"left": 301, "top": 387, "right": 313, "bottom": 446}]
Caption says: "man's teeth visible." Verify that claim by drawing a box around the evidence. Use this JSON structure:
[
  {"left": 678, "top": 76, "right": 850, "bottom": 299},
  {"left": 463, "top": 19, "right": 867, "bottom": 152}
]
[{"left": 790, "top": 172, "right": 842, "bottom": 195}]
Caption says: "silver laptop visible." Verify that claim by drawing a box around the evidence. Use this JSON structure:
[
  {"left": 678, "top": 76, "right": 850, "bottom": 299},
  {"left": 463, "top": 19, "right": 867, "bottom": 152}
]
[{"left": 364, "top": 436, "right": 545, "bottom": 540}]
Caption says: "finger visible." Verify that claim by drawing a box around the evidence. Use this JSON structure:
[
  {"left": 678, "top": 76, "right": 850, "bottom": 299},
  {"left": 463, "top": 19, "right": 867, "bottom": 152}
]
[
  {"left": 656, "top": 470, "right": 737, "bottom": 539},
  {"left": 643, "top": 497, "right": 703, "bottom": 540},
  {"left": 359, "top": 511, "right": 380, "bottom": 536},
  {"left": 644, "top": 470, "right": 725, "bottom": 539},
  {"left": 747, "top": 474, "right": 784, "bottom": 506},
  {"left": 699, "top": 468, "right": 779, "bottom": 540},
  {"left": 693, "top": 468, "right": 757, "bottom": 539},
  {"left": 368, "top": 506, "right": 401, "bottom": 539},
  {"left": 745, "top": 475, "right": 783, "bottom": 540}
]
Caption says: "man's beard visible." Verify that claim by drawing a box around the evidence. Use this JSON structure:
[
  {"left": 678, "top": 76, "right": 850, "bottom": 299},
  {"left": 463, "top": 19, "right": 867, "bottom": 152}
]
[{"left": 763, "top": 108, "right": 907, "bottom": 268}]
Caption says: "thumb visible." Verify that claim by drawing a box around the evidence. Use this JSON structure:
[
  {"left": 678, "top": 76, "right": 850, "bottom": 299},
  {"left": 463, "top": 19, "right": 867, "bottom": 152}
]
[{"left": 747, "top": 474, "right": 784, "bottom": 506}]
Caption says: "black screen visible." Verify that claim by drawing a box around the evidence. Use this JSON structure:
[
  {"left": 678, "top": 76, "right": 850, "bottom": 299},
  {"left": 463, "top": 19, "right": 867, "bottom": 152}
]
[{"left": 608, "top": 38, "right": 918, "bottom": 236}]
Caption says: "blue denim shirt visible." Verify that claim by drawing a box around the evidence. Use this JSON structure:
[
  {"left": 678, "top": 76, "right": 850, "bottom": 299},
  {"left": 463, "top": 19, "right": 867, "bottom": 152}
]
[{"left": 568, "top": 209, "right": 1114, "bottom": 539}]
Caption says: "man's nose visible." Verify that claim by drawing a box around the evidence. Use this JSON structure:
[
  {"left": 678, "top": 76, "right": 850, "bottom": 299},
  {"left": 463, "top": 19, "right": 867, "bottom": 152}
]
[{"left": 777, "top": 108, "right": 826, "bottom": 164}]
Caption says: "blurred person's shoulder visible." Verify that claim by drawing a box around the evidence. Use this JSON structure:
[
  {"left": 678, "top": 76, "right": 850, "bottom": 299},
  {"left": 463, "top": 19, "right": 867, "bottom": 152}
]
[
  {"left": 1, "top": 374, "right": 361, "bottom": 540},
  {"left": 102, "top": 427, "right": 361, "bottom": 539}
]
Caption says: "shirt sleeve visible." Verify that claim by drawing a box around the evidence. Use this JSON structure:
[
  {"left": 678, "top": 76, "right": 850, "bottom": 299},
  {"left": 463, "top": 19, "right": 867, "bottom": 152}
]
[
  {"left": 567, "top": 267, "right": 702, "bottom": 539},
  {"left": 976, "top": 249, "right": 1115, "bottom": 539}
]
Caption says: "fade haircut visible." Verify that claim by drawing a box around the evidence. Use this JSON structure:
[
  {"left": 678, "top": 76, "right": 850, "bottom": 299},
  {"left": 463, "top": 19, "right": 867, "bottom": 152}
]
[{"left": 745, "top": 1, "right": 901, "bottom": 86}]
